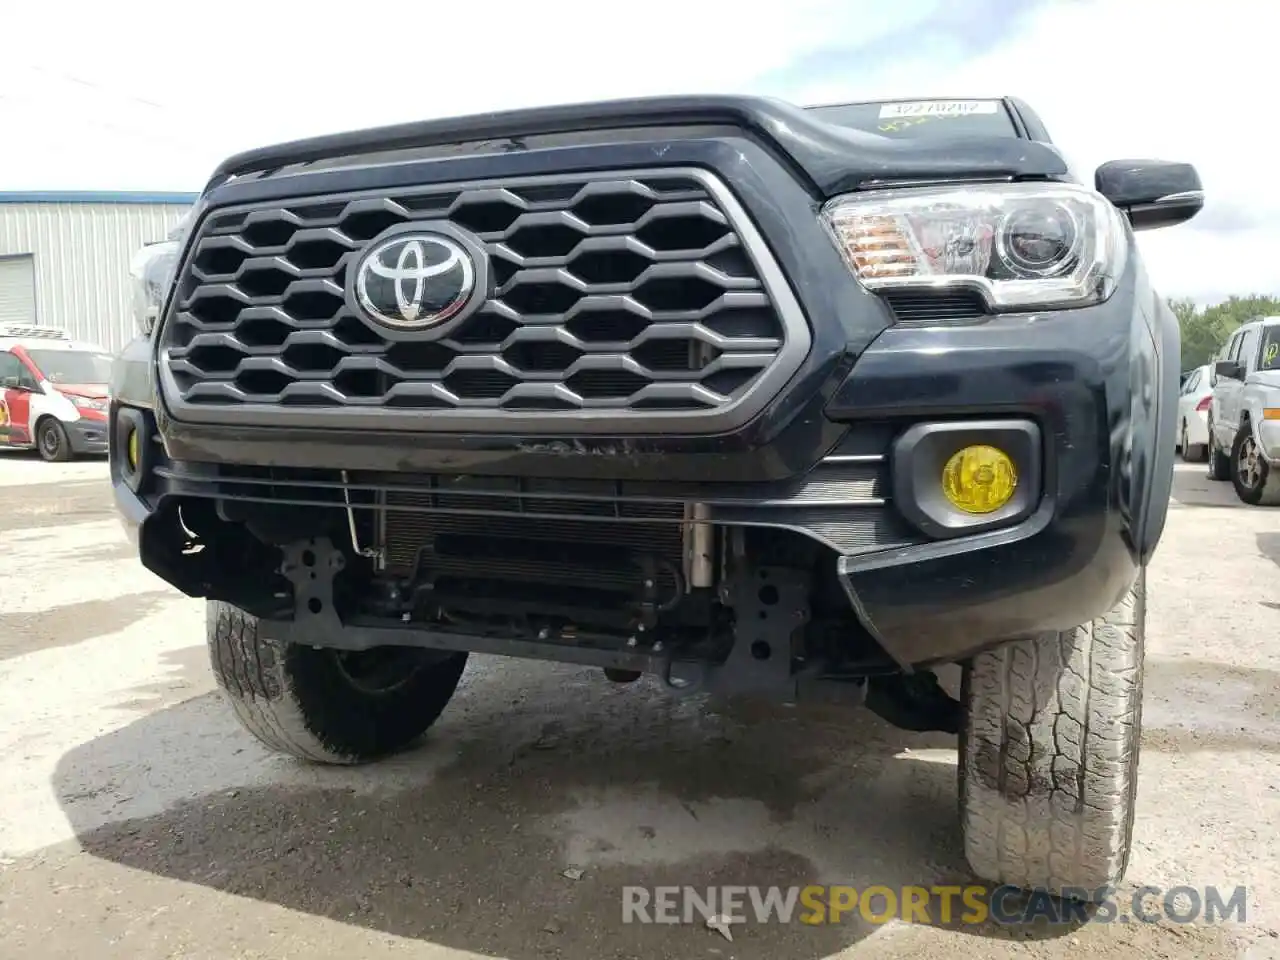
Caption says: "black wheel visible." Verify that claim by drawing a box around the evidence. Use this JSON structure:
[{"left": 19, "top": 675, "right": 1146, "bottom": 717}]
[
  {"left": 1230, "top": 422, "right": 1280, "bottom": 506},
  {"left": 1206, "top": 419, "right": 1231, "bottom": 480},
  {"left": 37, "top": 418, "right": 72, "bottom": 462},
  {"left": 960, "top": 571, "right": 1145, "bottom": 899},
  {"left": 207, "top": 600, "right": 468, "bottom": 763}
]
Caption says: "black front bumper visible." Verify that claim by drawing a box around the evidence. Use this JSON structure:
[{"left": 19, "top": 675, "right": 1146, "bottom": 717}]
[
  {"left": 113, "top": 276, "right": 1171, "bottom": 669},
  {"left": 109, "top": 125, "right": 1177, "bottom": 669}
]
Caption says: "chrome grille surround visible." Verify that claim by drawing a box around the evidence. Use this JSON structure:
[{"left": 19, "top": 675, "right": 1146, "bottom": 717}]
[{"left": 156, "top": 167, "right": 810, "bottom": 435}]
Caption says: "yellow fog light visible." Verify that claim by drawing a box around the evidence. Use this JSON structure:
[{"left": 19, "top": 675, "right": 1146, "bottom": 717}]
[
  {"left": 941, "top": 445, "right": 1018, "bottom": 515},
  {"left": 126, "top": 427, "right": 140, "bottom": 471}
]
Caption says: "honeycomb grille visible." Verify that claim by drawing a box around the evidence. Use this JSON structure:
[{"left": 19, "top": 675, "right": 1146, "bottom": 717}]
[{"left": 158, "top": 168, "right": 807, "bottom": 434}]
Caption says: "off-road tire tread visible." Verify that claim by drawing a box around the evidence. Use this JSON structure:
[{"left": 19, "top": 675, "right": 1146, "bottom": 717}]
[
  {"left": 961, "top": 571, "right": 1144, "bottom": 898},
  {"left": 207, "top": 600, "right": 467, "bottom": 764}
]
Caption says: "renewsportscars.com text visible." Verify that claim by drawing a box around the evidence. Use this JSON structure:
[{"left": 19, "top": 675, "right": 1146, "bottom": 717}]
[{"left": 621, "top": 884, "right": 1248, "bottom": 927}]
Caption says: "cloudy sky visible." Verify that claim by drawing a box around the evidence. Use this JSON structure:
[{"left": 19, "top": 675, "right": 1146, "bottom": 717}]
[{"left": 0, "top": 0, "right": 1267, "bottom": 305}]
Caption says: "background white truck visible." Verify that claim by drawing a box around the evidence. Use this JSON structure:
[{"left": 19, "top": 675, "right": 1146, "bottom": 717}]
[{"left": 1207, "top": 315, "right": 1280, "bottom": 504}]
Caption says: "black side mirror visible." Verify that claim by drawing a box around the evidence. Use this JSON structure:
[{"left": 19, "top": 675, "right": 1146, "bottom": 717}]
[
  {"left": 1215, "top": 360, "right": 1244, "bottom": 381},
  {"left": 1095, "top": 159, "right": 1204, "bottom": 231}
]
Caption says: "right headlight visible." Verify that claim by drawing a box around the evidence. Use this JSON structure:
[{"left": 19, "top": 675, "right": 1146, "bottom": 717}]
[
  {"left": 822, "top": 182, "right": 1128, "bottom": 311},
  {"left": 128, "top": 214, "right": 190, "bottom": 337}
]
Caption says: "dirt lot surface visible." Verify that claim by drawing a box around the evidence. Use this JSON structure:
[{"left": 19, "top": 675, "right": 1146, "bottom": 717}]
[{"left": 1, "top": 451, "right": 1278, "bottom": 960}]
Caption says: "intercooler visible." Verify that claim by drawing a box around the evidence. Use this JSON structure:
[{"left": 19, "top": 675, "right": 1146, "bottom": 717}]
[{"left": 379, "top": 482, "right": 688, "bottom": 599}]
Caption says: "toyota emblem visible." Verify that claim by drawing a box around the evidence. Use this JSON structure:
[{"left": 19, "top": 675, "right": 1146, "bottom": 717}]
[{"left": 352, "top": 228, "right": 482, "bottom": 331}]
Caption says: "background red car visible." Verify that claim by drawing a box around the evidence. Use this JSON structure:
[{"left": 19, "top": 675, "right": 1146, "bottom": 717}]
[{"left": 0, "top": 324, "right": 111, "bottom": 461}]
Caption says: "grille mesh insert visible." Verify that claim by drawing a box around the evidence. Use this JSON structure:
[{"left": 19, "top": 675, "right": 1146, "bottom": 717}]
[{"left": 160, "top": 169, "right": 803, "bottom": 432}]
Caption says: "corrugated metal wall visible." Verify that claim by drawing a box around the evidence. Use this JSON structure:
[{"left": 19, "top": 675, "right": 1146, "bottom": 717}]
[{"left": 0, "top": 202, "right": 191, "bottom": 352}]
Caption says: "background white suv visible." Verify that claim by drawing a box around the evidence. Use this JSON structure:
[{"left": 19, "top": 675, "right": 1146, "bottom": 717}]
[{"left": 1207, "top": 316, "right": 1280, "bottom": 504}]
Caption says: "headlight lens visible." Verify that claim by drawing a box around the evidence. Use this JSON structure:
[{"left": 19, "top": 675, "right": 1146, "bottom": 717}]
[
  {"left": 72, "top": 396, "right": 108, "bottom": 413},
  {"left": 822, "top": 182, "right": 1127, "bottom": 310},
  {"left": 128, "top": 239, "right": 181, "bottom": 337}
]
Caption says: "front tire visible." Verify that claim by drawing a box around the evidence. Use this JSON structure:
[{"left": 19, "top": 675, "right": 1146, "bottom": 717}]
[
  {"left": 1230, "top": 422, "right": 1280, "bottom": 506},
  {"left": 960, "top": 572, "right": 1145, "bottom": 898},
  {"left": 37, "top": 418, "right": 72, "bottom": 462},
  {"left": 1180, "top": 421, "right": 1206, "bottom": 463},
  {"left": 207, "top": 600, "right": 468, "bottom": 764},
  {"left": 1207, "top": 419, "right": 1231, "bottom": 480}
]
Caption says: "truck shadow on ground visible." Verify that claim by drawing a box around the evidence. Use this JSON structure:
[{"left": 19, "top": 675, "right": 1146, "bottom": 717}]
[
  {"left": 0, "top": 590, "right": 174, "bottom": 661},
  {"left": 1168, "top": 464, "right": 1241, "bottom": 509},
  {"left": 50, "top": 659, "right": 1097, "bottom": 958},
  {"left": 0, "top": 478, "right": 114, "bottom": 532},
  {"left": 1256, "top": 533, "right": 1280, "bottom": 570}
]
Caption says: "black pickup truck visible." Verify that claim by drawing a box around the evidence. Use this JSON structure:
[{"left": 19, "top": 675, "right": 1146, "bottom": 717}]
[{"left": 113, "top": 95, "right": 1201, "bottom": 899}]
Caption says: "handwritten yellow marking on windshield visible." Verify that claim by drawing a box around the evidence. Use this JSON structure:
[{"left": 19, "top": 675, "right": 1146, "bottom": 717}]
[
  {"left": 877, "top": 114, "right": 977, "bottom": 133},
  {"left": 1265, "top": 342, "right": 1279, "bottom": 365},
  {"left": 879, "top": 117, "right": 938, "bottom": 133}
]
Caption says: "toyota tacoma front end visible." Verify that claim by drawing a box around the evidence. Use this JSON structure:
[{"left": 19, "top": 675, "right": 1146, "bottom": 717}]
[{"left": 110, "top": 95, "right": 1202, "bottom": 899}]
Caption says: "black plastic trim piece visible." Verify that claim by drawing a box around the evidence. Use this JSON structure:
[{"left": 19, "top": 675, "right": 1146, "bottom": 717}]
[
  {"left": 1135, "top": 298, "right": 1180, "bottom": 562},
  {"left": 891, "top": 418, "right": 1041, "bottom": 539},
  {"left": 152, "top": 454, "right": 887, "bottom": 512},
  {"left": 113, "top": 405, "right": 152, "bottom": 495}
]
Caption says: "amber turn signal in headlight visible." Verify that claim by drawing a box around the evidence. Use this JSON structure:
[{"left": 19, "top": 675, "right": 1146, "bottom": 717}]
[
  {"left": 821, "top": 182, "right": 1127, "bottom": 310},
  {"left": 941, "top": 445, "right": 1018, "bottom": 515}
]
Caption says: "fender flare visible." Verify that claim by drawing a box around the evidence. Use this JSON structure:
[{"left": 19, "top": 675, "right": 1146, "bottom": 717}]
[{"left": 1134, "top": 297, "right": 1180, "bottom": 563}]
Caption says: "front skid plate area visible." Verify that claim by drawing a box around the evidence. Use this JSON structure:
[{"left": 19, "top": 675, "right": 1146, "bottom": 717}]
[{"left": 262, "top": 537, "right": 868, "bottom": 705}]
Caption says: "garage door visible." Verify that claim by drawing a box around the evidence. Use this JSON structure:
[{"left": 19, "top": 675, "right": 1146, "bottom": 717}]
[{"left": 0, "top": 255, "right": 37, "bottom": 325}]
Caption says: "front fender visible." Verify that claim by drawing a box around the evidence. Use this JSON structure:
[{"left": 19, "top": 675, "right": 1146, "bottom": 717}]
[
  {"left": 1244, "top": 384, "right": 1280, "bottom": 461},
  {"left": 110, "top": 334, "right": 156, "bottom": 410}
]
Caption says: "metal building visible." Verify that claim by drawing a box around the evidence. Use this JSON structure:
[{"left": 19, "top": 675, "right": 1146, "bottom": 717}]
[{"left": 0, "top": 192, "right": 197, "bottom": 352}]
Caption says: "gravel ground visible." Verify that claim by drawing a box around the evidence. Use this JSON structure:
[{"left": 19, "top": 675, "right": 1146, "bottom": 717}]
[{"left": 0, "top": 451, "right": 1277, "bottom": 960}]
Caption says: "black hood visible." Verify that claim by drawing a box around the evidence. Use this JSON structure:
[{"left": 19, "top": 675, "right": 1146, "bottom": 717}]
[{"left": 206, "top": 94, "right": 1070, "bottom": 200}]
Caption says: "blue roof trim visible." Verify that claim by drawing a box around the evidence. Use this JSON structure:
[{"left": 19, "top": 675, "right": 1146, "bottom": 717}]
[{"left": 0, "top": 191, "right": 199, "bottom": 205}]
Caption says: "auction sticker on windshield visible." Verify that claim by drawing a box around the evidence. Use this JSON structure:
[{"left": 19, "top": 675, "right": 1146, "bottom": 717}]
[{"left": 878, "top": 100, "right": 1000, "bottom": 119}]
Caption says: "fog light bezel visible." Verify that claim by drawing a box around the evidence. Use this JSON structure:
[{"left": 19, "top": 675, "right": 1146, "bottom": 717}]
[
  {"left": 892, "top": 419, "right": 1041, "bottom": 539},
  {"left": 113, "top": 405, "right": 152, "bottom": 494}
]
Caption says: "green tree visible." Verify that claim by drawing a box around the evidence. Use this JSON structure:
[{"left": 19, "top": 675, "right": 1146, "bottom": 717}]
[{"left": 1172, "top": 294, "right": 1280, "bottom": 369}]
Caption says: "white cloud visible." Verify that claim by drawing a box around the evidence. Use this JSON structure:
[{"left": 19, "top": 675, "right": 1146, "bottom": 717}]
[
  {"left": 0, "top": 0, "right": 1269, "bottom": 302},
  {"left": 0, "top": 0, "right": 935, "bottom": 188}
]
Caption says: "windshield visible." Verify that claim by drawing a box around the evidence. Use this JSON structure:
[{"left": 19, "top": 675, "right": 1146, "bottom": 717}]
[
  {"left": 26, "top": 349, "right": 113, "bottom": 385},
  {"left": 1261, "top": 326, "right": 1280, "bottom": 371},
  {"left": 807, "top": 99, "right": 1018, "bottom": 140}
]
